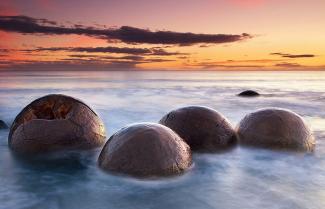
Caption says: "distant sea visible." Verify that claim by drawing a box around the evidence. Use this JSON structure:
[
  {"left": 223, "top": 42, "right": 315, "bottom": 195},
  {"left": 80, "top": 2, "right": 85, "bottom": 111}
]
[{"left": 0, "top": 71, "right": 325, "bottom": 209}]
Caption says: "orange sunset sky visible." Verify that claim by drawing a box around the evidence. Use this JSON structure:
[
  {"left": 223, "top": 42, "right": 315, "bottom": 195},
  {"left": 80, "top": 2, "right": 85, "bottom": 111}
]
[{"left": 0, "top": 0, "right": 324, "bottom": 71}]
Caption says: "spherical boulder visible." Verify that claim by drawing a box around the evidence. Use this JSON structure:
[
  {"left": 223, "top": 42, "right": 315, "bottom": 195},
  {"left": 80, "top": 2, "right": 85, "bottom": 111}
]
[
  {"left": 238, "top": 90, "right": 260, "bottom": 97},
  {"left": 236, "top": 108, "right": 315, "bottom": 151},
  {"left": 0, "top": 120, "right": 8, "bottom": 129},
  {"left": 98, "top": 123, "right": 192, "bottom": 177},
  {"left": 9, "top": 94, "right": 106, "bottom": 154},
  {"left": 159, "top": 106, "right": 237, "bottom": 152}
]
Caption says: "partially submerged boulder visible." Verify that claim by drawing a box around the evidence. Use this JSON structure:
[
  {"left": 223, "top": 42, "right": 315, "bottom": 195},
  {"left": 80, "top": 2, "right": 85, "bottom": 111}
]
[
  {"left": 238, "top": 90, "right": 260, "bottom": 97},
  {"left": 98, "top": 123, "right": 192, "bottom": 177},
  {"left": 0, "top": 120, "right": 8, "bottom": 129},
  {"left": 8, "top": 94, "right": 106, "bottom": 154},
  {"left": 159, "top": 106, "right": 237, "bottom": 152},
  {"left": 236, "top": 108, "right": 315, "bottom": 151}
]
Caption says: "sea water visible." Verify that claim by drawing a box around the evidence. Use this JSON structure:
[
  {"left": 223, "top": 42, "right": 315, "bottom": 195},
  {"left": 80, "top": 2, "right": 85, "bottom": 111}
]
[{"left": 0, "top": 71, "right": 325, "bottom": 209}]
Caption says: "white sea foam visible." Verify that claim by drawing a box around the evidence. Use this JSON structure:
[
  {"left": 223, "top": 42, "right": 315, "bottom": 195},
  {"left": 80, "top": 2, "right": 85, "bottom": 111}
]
[{"left": 0, "top": 71, "right": 325, "bottom": 209}]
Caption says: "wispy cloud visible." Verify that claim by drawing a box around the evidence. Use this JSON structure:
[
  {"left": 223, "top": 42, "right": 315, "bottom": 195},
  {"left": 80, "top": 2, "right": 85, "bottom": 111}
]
[
  {"left": 65, "top": 54, "right": 175, "bottom": 63},
  {"left": 270, "top": 52, "right": 315, "bottom": 58},
  {"left": 0, "top": 48, "right": 10, "bottom": 52},
  {"left": 274, "top": 62, "right": 302, "bottom": 68},
  {"left": 1, "top": 61, "right": 138, "bottom": 71},
  {"left": 185, "top": 60, "right": 264, "bottom": 69},
  {"left": 21, "top": 46, "right": 186, "bottom": 56},
  {"left": 0, "top": 49, "right": 177, "bottom": 70}
]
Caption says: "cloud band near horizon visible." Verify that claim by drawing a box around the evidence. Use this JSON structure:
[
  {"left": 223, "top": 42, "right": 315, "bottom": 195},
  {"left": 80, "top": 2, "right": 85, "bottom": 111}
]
[
  {"left": 270, "top": 52, "right": 315, "bottom": 58},
  {"left": 21, "top": 46, "right": 187, "bottom": 56}
]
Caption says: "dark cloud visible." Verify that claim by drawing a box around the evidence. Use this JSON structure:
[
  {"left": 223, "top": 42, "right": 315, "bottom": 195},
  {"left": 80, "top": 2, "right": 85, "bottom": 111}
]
[
  {"left": 0, "top": 48, "right": 10, "bottom": 52},
  {"left": 106, "top": 26, "right": 253, "bottom": 45},
  {"left": 186, "top": 61, "right": 264, "bottom": 69},
  {"left": 118, "top": 55, "right": 144, "bottom": 61},
  {"left": 22, "top": 46, "right": 151, "bottom": 55},
  {"left": 0, "top": 15, "right": 253, "bottom": 45},
  {"left": 226, "top": 59, "right": 283, "bottom": 63},
  {"left": 199, "top": 44, "right": 211, "bottom": 48},
  {"left": 65, "top": 54, "right": 174, "bottom": 63},
  {"left": 0, "top": 59, "right": 138, "bottom": 70},
  {"left": 69, "top": 54, "right": 98, "bottom": 58},
  {"left": 0, "top": 53, "right": 175, "bottom": 70},
  {"left": 69, "top": 54, "right": 144, "bottom": 61},
  {"left": 185, "top": 59, "right": 282, "bottom": 68},
  {"left": 0, "top": 60, "right": 13, "bottom": 65},
  {"left": 71, "top": 47, "right": 151, "bottom": 54},
  {"left": 21, "top": 46, "right": 185, "bottom": 56},
  {"left": 143, "top": 58, "right": 175, "bottom": 63},
  {"left": 274, "top": 62, "right": 302, "bottom": 68},
  {"left": 270, "top": 52, "right": 315, "bottom": 58},
  {"left": 0, "top": 48, "right": 11, "bottom": 56},
  {"left": 0, "top": 15, "right": 101, "bottom": 35},
  {"left": 202, "top": 64, "right": 263, "bottom": 69},
  {"left": 68, "top": 54, "right": 144, "bottom": 61},
  {"left": 0, "top": 48, "right": 11, "bottom": 57},
  {"left": 150, "top": 48, "right": 184, "bottom": 56}
]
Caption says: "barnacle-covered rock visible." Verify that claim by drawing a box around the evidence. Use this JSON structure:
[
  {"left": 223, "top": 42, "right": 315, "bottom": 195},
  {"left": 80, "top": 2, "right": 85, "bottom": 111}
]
[
  {"left": 98, "top": 123, "right": 192, "bottom": 177},
  {"left": 8, "top": 94, "right": 106, "bottom": 154},
  {"left": 236, "top": 108, "right": 315, "bottom": 151}
]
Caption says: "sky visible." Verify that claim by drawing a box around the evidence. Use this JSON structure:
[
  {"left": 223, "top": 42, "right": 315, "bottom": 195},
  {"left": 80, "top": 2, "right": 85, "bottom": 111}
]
[{"left": 0, "top": 0, "right": 324, "bottom": 71}]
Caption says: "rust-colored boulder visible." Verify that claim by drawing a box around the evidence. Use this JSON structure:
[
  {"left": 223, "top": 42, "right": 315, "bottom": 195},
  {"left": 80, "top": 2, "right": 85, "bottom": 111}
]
[
  {"left": 8, "top": 94, "right": 106, "bottom": 154},
  {"left": 98, "top": 123, "right": 192, "bottom": 177},
  {"left": 159, "top": 106, "right": 237, "bottom": 152},
  {"left": 236, "top": 108, "right": 315, "bottom": 151}
]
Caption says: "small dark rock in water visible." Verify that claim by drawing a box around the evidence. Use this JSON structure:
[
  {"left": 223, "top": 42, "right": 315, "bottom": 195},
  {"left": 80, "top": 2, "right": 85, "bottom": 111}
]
[
  {"left": 236, "top": 108, "right": 315, "bottom": 152},
  {"left": 238, "top": 90, "right": 260, "bottom": 97},
  {"left": 98, "top": 123, "right": 192, "bottom": 177},
  {"left": 159, "top": 106, "right": 237, "bottom": 152},
  {"left": 0, "top": 120, "right": 8, "bottom": 129},
  {"left": 8, "top": 94, "right": 106, "bottom": 154}
]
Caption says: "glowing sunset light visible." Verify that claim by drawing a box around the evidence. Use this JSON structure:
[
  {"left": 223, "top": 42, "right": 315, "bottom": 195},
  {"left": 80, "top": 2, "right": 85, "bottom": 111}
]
[{"left": 0, "top": 0, "right": 324, "bottom": 71}]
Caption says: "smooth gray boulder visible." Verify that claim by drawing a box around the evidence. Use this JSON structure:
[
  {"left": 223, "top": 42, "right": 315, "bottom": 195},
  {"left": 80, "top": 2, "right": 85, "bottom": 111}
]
[
  {"left": 238, "top": 90, "right": 260, "bottom": 97},
  {"left": 236, "top": 108, "right": 315, "bottom": 151},
  {"left": 159, "top": 106, "right": 237, "bottom": 152},
  {"left": 9, "top": 94, "right": 106, "bottom": 154},
  {"left": 98, "top": 123, "right": 192, "bottom": 177}
]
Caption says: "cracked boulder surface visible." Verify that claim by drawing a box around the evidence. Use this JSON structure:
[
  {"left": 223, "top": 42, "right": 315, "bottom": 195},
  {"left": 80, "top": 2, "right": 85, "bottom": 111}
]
[
  {"left": 236, "top": 108, "right": 315, "bottom": 152},
  {"left": 8, "top": 94, "right": 106, "bottom": 154},
  {"left": 98, "top": 123, "right": 192, "bottom": 178},
  {"left": 159, "top": 106, "right": 237, "bottom": 152}
]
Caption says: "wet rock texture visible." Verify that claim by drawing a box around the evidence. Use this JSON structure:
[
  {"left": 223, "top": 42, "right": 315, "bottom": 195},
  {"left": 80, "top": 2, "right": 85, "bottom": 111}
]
[
  {"left": 236, "top": 108, "right": 315, "bottom": 151},
  {"left": 159, "top": 106, "right": 237, "bottom": 152},
  {"left": 98, "top": 123, "right": 192, "bottom": 177},
  {"left": 8, "top": 94, "right": 106, "bottom": 154},
  {"left": 0, "top": 120, "right": 8, "bottom": 129},
  {"left": 238, "top": 90, "right": 260, "bottom": 97}
]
